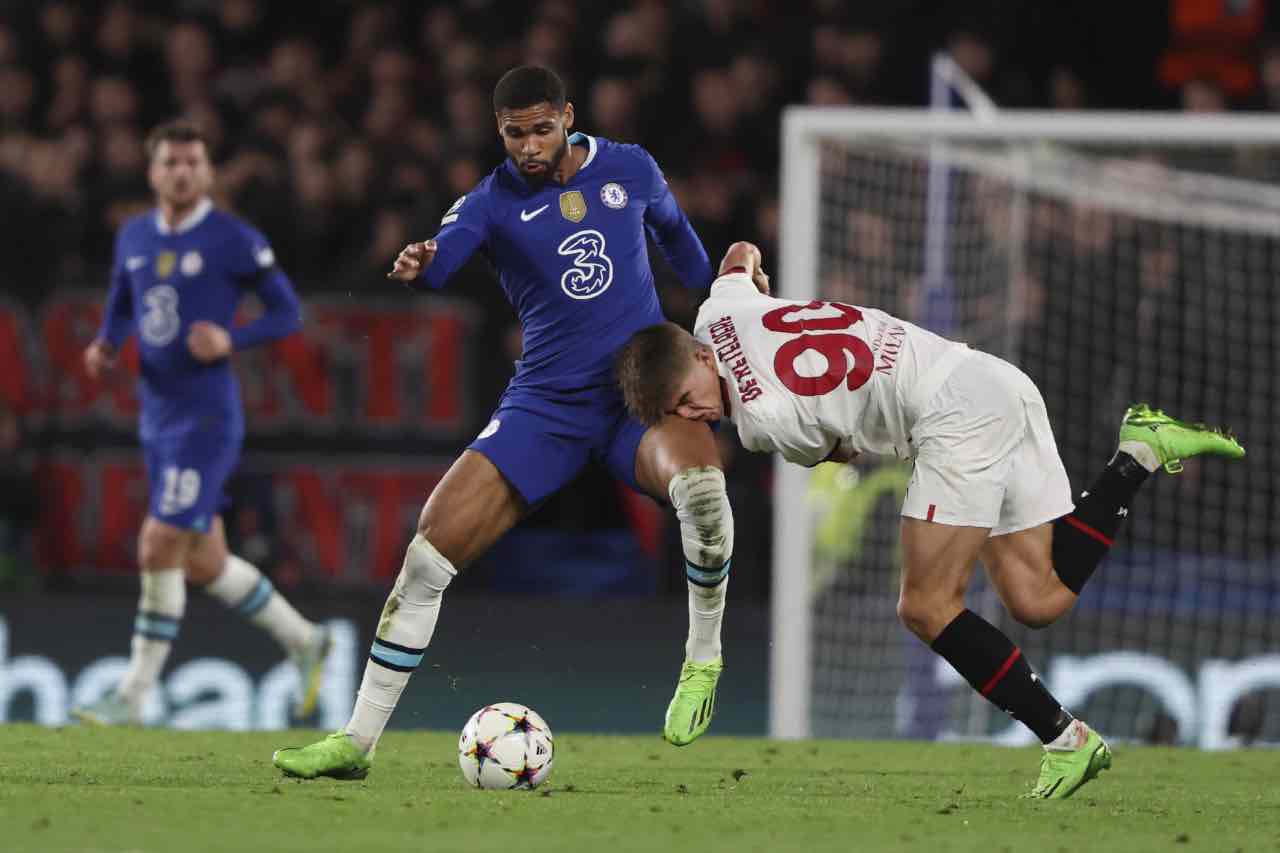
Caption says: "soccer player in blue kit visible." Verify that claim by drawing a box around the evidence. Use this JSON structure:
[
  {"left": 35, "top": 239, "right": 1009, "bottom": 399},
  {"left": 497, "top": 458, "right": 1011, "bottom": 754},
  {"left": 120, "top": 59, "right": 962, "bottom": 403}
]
[
  {"left": 274, "top": 66, "right": 734, "bottom": 779},
  {"left": 72, "top": 120, "right": 332, "bottom": 726}
]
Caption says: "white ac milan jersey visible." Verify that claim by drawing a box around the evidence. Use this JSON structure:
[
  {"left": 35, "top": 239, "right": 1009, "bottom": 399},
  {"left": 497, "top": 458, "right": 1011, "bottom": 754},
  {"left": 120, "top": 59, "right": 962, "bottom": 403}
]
[{"left": 693, "top": 273, "right": 972, "bottom": 466}]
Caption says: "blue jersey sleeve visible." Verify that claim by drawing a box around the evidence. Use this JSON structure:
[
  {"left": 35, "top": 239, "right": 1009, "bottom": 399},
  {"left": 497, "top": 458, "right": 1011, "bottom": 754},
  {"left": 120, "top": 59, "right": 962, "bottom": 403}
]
[
  {"left": 640, "top": 149, "right": 713, "bottom": 290},
  {"left": 98, "top": 229, "right": 135, "bottom": 347},
  {"left": 227, "top": 224, "right": 303, "bottom": 350},
  {"left": 413, "top": 192, "right": 491, "bottom": 291}
]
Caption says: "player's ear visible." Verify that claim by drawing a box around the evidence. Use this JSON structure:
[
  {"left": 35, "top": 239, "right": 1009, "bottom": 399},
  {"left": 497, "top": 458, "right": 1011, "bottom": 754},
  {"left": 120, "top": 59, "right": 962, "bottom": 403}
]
[{"left": 562, "top": 102, "right": 574, "bottom": 131}]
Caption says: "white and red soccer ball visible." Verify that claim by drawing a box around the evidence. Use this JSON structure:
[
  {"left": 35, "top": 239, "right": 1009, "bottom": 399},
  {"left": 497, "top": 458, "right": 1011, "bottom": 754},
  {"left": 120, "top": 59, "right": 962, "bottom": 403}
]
[{"left": 457, "top": 702, "right": 554, "bottom": 790}]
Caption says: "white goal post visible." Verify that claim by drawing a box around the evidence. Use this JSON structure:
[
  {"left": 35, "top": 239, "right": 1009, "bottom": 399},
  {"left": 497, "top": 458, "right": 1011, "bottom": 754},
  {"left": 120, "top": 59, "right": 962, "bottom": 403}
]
[{"left": 772, "top": 108, "right": 1280, "bottom": 742}]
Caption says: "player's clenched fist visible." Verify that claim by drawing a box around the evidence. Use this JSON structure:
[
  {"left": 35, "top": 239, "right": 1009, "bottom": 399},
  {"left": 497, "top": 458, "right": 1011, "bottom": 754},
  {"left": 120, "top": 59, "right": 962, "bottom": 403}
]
[
  {"left": 83, "top": 338, "right": 118, "bottom": 379},
  {"left": 719, "top": 241, "right": 761, "bottom": 275},
  {"left": 387, "top": 239, "right": 437, "bottom": 282},
  {"left": 187, "top": 321, "right": 232, "bottom": 363},
  {"left": 719, "top": 241, "right": 769, "bottom": 294}
]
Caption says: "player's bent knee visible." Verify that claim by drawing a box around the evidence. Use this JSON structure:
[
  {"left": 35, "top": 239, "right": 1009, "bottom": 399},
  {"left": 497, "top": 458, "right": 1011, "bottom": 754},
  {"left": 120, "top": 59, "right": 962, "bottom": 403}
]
[
  {"left": 414, "top": 516, "right": 459, "bottom": 568},
  {"left": 415, "top": 506, "right": 481, "bottom": 571},
  {"left": 668, "top": 466, "right": 734, "bottom": 574},
  {"left": 896, "top": 591, "right": 954, "bottom": 642},
  {"left": 895, "top": 596, "right": 929, "bottom": 639},
  {"left": 138, "top": 523, "right": 187, "bottom": 571},
  {"left": 184, "top": 547, "right": 226, "bottom": 587}
]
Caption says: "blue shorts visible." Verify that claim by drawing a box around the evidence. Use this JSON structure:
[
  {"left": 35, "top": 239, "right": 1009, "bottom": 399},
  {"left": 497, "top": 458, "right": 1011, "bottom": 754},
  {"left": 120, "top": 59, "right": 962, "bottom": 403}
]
[
  {"left": 468, "top": 383, "right": 650, "bottom": 507},
  {"left": 142, "top": 428, "right": 241, "bottom": 533}
]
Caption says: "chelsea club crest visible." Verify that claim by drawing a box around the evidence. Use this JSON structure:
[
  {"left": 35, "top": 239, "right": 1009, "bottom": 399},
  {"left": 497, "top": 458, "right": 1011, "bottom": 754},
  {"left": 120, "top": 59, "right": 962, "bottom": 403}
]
[{"left": 600, "top": 182, "right": 628, "bottom": 209}]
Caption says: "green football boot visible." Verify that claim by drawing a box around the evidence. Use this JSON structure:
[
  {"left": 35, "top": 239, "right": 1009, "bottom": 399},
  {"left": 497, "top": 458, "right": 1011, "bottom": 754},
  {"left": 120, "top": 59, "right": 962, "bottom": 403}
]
[
  {"left": 1119, "top": 403, "right": 1245, "bottom": 474},
  {"left": 289, "top": 626, "right": 332, "bottom": 720},
  {"left": 273, "top": 731, "right": 372, "bottom": 780},
  {"left": 71, "top": 692, "right": 138, "bottom": 726},
  {"left": 663, "top": 656, "right": 722, "bottom": 746},
  {"left": 1023, "top": 724, "right": 1112, "bottom": 800}
]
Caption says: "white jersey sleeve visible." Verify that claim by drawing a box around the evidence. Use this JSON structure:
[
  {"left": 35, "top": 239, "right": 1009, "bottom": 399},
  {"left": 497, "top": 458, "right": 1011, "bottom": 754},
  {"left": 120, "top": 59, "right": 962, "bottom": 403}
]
[{"left": 693, "top": 272, "right": 971, "bottom": 463}]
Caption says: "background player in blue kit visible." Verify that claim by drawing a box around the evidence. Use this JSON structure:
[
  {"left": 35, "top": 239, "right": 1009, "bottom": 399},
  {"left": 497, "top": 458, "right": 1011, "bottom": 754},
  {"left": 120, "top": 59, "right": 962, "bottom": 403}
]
[
  {"left": 274, "top": 66, "right": 734, "bottom": 779},
  {"left": 73, "top": 119, "right": 331, "bottom": 726}
]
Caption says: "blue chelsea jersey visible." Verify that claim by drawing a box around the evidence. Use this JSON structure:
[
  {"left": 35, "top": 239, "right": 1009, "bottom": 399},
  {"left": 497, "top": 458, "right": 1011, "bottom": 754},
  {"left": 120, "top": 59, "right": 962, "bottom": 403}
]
[
  {"left": 98, "top": 199, "right": 303, "bottom": 440},
  {"left": 413, "top": 133, "right": 713, "bottom": 390}
]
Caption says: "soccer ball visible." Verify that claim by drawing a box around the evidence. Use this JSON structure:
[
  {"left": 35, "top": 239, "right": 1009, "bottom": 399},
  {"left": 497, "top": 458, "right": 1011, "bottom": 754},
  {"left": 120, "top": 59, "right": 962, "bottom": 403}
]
[{"left": 457, "top": 702, "right": 554, "bottom": 790}]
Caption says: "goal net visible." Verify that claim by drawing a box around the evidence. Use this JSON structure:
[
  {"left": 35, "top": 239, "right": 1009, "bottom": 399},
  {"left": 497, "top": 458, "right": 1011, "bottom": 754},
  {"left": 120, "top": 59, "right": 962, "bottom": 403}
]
[{"left": 771, "top": 110, "right": 1280, "bottom": 748}]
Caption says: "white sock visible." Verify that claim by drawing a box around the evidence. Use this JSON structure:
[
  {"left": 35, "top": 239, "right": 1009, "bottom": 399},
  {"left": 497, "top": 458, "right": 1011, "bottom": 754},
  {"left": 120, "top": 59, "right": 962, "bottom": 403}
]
[
  {"left": 345, "top": 534, "right": 456, "bottom": 753},
  {"left": 117, "top": 568, "right": 186, "bottom": 715},
  {"left": 1045, "top": 718, "right": 1089, "bottom": 751},
  {"left": 1116, "top": 441, "right": 1160, "bottom": 472},
  {"left": 686, "top": 576, "right": 728, "bottom": 663},
  {"left": 205, "top": 554, "right": 315, "bottom": 654},
  {"left": 669, "top": 467, "right": 734, "bottom": 664}
]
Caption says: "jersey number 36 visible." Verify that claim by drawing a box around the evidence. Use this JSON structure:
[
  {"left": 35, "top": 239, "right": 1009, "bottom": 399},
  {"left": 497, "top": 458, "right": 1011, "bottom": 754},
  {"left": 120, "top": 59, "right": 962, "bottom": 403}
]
[{"left": 761, "top": 300, "right": 873, "bottom": 397}]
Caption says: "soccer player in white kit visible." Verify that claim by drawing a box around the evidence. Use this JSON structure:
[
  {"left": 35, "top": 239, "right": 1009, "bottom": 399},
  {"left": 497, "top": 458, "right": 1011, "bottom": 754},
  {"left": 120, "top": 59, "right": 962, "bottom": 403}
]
[{"left": 615, "top": 242, "right": 1245, "bottom": 799}]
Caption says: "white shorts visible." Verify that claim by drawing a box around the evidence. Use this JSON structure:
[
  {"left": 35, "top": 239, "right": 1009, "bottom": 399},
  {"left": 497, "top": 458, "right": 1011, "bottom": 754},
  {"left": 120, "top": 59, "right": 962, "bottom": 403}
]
[{"left": 901, "top": 351, "right": 1074, "bottom": 536}]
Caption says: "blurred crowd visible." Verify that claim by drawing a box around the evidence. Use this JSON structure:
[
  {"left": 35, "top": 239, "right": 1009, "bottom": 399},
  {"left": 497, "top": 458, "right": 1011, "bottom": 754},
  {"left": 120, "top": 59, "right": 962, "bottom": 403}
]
[{"left": 7, "top": 0, "right": 1280, "bottom": 307}]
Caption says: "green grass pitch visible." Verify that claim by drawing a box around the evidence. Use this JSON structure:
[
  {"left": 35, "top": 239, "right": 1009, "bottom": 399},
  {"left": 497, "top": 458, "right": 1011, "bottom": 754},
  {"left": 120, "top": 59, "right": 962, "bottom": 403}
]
[{"left": 2, "top": 724, "right": 1276, "bottom": 852}]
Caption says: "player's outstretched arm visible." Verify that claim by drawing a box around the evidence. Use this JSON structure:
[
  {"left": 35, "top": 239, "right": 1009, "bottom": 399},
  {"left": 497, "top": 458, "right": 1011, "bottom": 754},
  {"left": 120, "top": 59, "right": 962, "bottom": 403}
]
[
  {"left": 392, "top": 190, "right": 492, "bottom": 291},
  {"left": 387, "top": 240, "right": 438, "bottom": 282}
]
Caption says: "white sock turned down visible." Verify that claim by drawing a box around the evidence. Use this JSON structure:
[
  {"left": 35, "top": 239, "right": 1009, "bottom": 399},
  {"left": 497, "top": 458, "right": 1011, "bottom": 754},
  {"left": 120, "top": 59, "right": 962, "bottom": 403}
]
[
  {"left": 344, "top": 534, "right": 457, "bottom": 754},
  {"left": 669, "top": 467, "right": 735, "bottom": 665}
]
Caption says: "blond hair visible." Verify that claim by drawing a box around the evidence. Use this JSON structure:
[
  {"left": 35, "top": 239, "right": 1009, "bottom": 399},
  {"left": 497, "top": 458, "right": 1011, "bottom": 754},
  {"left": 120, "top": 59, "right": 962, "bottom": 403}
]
[{"left": 614, "top": 322, "right": 701, "bottom": 426}]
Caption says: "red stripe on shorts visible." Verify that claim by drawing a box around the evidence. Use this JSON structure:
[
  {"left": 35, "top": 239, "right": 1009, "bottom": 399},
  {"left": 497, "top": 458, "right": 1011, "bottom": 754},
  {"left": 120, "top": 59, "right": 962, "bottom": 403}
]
[
  {"left": 1062, "top": 514, "right": 1114, "bottom": 547},
  {"left": 981, "top": 648, "right": 1022, "bottom": 696},
  {"left": 926, "top": 504, "right": 936, "bottom": 522}
]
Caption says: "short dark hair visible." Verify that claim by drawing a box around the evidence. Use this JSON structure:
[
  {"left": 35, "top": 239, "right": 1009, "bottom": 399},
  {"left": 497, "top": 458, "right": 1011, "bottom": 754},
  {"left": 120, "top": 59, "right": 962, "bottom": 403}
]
[
  {"left": 145, "top": 118, "right": 207, "bottom": 160},
  {"left": 493, "top": 65, "right": 566, "bottom": 113},
  {"left": 614, "top": 322, "right": 701, "bottom": 426}
]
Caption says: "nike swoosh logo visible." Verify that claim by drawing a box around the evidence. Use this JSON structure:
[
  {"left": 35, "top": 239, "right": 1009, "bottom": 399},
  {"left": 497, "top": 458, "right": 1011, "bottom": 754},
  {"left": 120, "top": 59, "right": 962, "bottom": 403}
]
[
  {"left": 126, "top": 256, "right": 147, "bottom": 270},
  {"left": 520, "top": 204, "right": 549, "bottom": 222}
]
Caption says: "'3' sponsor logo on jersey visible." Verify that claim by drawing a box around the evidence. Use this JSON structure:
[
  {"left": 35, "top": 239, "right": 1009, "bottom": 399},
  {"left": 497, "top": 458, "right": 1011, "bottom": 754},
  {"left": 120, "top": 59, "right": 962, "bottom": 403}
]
[
  {"left": 557, "top": 229, "right": 613, "bottom": 300},
  {"left": 141, "top": 285, "right": 181, "bottom": 346}
]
